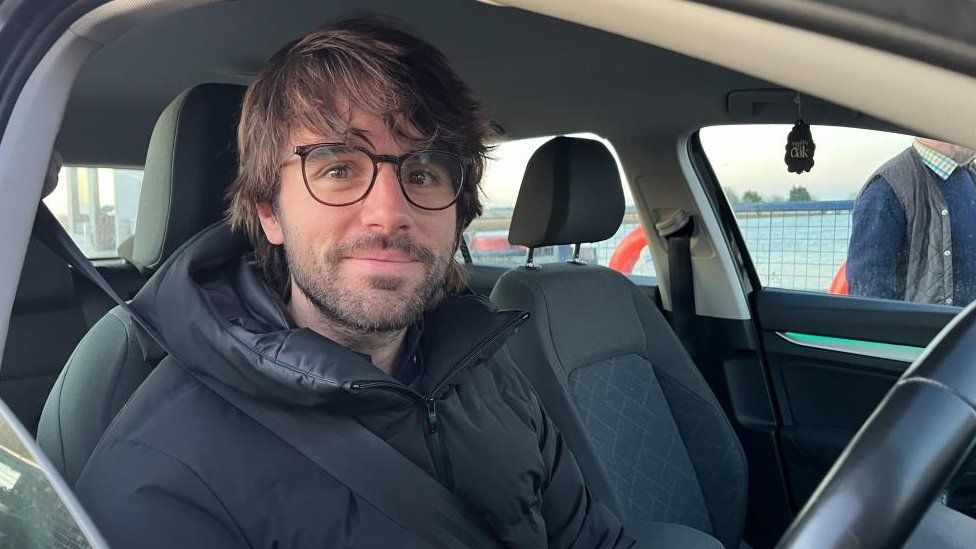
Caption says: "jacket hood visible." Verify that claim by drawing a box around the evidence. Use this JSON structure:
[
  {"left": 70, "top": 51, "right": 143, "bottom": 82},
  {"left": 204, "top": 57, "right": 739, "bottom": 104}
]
[{"left": 130, "top": 223, "right": 527, "bottom": 409}]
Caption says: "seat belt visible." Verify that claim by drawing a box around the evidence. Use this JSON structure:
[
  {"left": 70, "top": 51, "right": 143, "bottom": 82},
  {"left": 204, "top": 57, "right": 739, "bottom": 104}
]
[
  {"left": 655, "top": 210, "right": 697, "bottom": 358},
  {"left": 459, "top": 233, "right": 473, "bottom": 264},
  {"left": 32, "top": 205, "right": 504, "bottom": 549}
]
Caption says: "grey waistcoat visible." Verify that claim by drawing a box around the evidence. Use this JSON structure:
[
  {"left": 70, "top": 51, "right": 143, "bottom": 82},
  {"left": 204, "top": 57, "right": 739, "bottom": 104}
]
[{"left": 859, "top": 147, "right": 959, "bottom": 304}]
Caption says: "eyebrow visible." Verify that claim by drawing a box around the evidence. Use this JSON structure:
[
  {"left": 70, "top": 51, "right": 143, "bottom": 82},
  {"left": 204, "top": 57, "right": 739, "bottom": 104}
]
[{"left": 343, "top": 128, "right": 374, "bottom": 149}]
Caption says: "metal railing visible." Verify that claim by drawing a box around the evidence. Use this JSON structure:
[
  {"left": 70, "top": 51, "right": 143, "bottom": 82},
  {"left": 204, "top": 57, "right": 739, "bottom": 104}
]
[
  {"left": 464, "top": 201, "right": 855, "bottom": 292},
  {"left": 733, "top": 200, "right": 853, "bottom": 292}
]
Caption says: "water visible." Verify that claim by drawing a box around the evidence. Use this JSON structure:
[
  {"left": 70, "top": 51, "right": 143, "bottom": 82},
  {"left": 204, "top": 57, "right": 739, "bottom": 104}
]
[{"left": 737, "top": 211, "right": 852, "bottom": 292}]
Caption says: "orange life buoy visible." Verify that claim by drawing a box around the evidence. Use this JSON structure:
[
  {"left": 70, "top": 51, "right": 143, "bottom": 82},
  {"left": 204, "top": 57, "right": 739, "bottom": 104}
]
[
  {"left": 611, "top": 226, "right": 849, "bottom": 295},
  {"left": 828, "top": 260, "right": 848, "bottom": 295},
  {"left": 609, "top": 226, "right": 647, "bottom": 274}
]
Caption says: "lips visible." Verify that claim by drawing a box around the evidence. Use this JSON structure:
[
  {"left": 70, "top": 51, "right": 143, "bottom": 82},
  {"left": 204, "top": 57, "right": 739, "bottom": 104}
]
[
  {"left": 330, "top": 234, "right": 436, "bottom": 268},
  {"left": 343, "top": 252, "right": 418, "bottom": 263}
]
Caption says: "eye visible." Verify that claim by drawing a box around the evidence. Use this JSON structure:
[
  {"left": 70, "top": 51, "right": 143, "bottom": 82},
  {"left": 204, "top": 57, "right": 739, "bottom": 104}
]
[
  {"left": 407, "top": 169, "right": 439, "bottom": 186},
  {"left": 324, "top": 164, "right": 349, "bottom": 179}
]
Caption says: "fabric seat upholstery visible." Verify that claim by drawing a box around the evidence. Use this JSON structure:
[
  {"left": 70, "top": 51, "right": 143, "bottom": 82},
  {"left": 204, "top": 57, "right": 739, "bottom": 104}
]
[
  {"left": 4, "top": 237, "right": 91, "bottom": 434},
  {"left": 490, "top": 137, "right": 748, "bottom": 548},
  {"left": 37, "top": 83, "right": 245, "bottom": 484}
]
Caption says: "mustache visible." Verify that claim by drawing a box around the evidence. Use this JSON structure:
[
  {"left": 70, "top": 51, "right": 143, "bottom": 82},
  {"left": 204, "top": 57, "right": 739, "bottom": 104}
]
[{"left": 327, "top": 233, "right": 437, "bottom": 265}]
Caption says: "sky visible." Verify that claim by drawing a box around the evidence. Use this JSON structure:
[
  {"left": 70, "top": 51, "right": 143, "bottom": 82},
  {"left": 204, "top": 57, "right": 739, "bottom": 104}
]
[{"left": 700, "top": 124, "right": 914, "bottom": 200}]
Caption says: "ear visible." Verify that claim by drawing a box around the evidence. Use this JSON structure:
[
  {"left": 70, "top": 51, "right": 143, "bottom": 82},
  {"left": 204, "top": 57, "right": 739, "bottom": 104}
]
[{"left": 256, "top": 202, "right": 284, "bottom": 245}]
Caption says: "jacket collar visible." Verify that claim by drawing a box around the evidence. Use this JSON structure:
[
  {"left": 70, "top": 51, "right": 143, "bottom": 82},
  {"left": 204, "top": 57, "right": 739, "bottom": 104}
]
[{"left": 131, "top": 223, "right": 527, "bottom": 409}]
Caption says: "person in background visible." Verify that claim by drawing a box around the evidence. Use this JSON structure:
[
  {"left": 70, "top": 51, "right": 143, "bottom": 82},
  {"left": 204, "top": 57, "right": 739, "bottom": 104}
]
[{"left": 847, "top": 137, "right": 976, "bottom": 306}]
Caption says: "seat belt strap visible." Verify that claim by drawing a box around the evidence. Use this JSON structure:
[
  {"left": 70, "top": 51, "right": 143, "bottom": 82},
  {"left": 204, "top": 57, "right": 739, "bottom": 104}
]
[
  {"left": 459, "top": 233, "right": 473, "bottom": 264},
  {"left": 32, "top": 206, "right": 504, "bottom": 549},
  {"left": 187, "top": 364, "right": 504, "bottom": 549},
  {"left": 656, "top": 210, "right": 696, "bottom": 357}
]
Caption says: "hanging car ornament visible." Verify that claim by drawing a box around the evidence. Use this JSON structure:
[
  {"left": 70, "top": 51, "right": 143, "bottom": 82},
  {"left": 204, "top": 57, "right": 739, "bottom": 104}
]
[{"left": 785, "top": 93, "right": 815, "bottom": 174}]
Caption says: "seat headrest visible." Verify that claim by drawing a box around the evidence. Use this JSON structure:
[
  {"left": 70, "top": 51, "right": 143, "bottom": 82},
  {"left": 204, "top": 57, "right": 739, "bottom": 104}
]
[
  {"left": 121, "top": 83, "right": 245, "bottom": 272},
  {"left": 508, "top": 136, "right": 625, "bottom": 249}
]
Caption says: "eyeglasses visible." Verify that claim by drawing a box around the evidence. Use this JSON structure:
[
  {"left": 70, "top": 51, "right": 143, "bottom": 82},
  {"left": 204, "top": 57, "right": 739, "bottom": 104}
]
[{"left": 291, "top": 143, "right": 466, "bottom": 210}]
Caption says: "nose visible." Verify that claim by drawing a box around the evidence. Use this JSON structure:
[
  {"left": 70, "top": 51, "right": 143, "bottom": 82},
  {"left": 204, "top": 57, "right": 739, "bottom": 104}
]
[{"left": 358, "top": 161, "right": 412, "bottom": 234}]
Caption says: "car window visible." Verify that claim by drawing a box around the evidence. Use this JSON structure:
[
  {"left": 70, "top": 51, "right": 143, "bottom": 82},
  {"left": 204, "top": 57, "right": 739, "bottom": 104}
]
[
  {"left": 463, "top": 134, "right": 655, "bottom": 279},
  {"left": 0, "top": 403, "right": 97, "bottom": 548},
  {"left": 42, "top": 167, "right": 143, "bottom": 259},
  {"left": 701, "top": 124, "right": 976, "bottom": 307}
]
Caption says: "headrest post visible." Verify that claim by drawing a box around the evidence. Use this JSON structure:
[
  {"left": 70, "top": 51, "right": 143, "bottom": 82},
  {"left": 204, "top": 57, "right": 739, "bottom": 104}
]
[
  {"left": 568, "top": 243, "right": 586, "bottom": 265},
  {"left": 522, "top": 247, "right": 541, "bottom": 270}
]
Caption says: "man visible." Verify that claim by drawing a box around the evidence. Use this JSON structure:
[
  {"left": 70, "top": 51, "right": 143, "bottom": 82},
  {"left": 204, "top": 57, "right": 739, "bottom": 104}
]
[
  {"left": 847, "top": 137, "right": 976, "bottom": 305},
  {"left": 73, "top": 17, "right": 631, "bottom": 549}
]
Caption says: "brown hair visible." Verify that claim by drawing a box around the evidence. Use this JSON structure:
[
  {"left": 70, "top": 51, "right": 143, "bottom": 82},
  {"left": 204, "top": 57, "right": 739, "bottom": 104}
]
[{"left": 226, "top": 16, "right": 490, "bottom": 298}]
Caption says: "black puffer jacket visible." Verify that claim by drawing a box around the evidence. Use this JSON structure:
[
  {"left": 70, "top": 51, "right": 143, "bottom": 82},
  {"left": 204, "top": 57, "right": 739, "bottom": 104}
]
[{"left": 74, "top": 224, "right": 631, "bottom": 548}]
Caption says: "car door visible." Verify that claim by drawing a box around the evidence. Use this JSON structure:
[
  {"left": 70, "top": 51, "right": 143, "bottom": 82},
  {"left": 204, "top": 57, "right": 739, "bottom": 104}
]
[{"left": 691, "top": 123, "right": 970, "bottom": 513}]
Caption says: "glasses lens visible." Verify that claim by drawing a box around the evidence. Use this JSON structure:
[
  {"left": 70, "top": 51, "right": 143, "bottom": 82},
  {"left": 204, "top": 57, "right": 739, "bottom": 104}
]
[
  {"left": 302, "top": 145, "right": 374, "bottom": 205},
  {"left": 399, "top": 151, "right": 464, "bottom": 209}
]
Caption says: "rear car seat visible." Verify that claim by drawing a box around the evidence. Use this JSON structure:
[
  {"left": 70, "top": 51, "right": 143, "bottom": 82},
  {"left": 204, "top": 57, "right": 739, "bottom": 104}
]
[
  {"left": 491, "top": 137, "right": 749, "bottom": 548},
  {"left": 1, "top": 152, "right": 120, "bottom": 434},
  {"left": 37, "top": 83, "right": 245, "bottom": 484},
  {"left": 5, "top": 238, "right": 92, "bottom": 434}
]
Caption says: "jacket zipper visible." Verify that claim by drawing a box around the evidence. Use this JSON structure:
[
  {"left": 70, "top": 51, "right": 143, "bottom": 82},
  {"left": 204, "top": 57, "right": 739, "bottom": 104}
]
[
  {"left": 423, "top": 398, "right": 449, "bottom": 486},
  {"left": 348, "top": 311, "right": 530, "bottom": 485}
]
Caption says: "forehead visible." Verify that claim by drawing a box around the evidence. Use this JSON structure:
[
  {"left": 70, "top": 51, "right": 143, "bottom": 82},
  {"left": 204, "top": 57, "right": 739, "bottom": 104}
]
[{"left": 283, "top": 88, "right": 430, "bottom": 146}]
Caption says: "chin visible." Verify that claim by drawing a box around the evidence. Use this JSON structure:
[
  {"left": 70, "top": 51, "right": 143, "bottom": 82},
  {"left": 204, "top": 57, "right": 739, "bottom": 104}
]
[{"left": 363, "top": 274, "right": 422, "bottom": 293}]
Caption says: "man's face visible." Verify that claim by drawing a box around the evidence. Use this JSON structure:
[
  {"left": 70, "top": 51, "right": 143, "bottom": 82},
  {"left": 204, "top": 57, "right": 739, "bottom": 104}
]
[{"left": 256, "top": 110, "right": 458, "bottom": 333}]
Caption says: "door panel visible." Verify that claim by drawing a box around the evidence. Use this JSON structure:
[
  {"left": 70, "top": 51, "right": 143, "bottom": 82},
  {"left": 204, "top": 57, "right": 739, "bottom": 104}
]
[
  {"left": 754, "top": 289, "right": 958, "bottom": 506},
  {"left": 757, "top": 289, "right": 957, "bottom": 348}
]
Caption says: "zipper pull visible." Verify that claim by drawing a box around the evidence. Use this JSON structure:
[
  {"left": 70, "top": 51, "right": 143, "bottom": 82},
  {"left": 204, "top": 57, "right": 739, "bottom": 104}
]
[{"left": 425, "top": 399, "right": 439, "bottom": 434}]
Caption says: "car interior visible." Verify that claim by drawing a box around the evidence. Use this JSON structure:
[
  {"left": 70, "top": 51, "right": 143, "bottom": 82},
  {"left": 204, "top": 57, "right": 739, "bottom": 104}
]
[{"left": 2, "top": 0, "right": 976, "bottom": 547}]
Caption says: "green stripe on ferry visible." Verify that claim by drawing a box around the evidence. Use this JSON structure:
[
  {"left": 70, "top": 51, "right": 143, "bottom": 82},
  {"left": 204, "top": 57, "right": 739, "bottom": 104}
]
[{"left": 781, "top": 332, "right": 925, "bottom": 363}]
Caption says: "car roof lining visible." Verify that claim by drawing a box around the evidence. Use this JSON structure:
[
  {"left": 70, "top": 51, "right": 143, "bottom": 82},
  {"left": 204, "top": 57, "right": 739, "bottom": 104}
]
[
  {"left": 499, "top": 0, "right": 976, "bottom": 150},
  {"left": 694, "top": 0, "right": 976, "bottom": 76},
  {"left": 55, "top": 0, "right": 912, "bottom": 168}
]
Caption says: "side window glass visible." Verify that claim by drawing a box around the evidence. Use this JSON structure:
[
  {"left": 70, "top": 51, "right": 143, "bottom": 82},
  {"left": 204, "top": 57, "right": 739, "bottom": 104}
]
[
  {"left": 701, "top": 125, "right": 975, "bottom": 307},
  {"left": 42, "top": 167, "right": 144, "bottom": 259},
  {"left": 463, "top": 134, "right": 655, "bottom": 279},
  {"left": 0, "top": 404, "right": 99, "bottom": 548}
]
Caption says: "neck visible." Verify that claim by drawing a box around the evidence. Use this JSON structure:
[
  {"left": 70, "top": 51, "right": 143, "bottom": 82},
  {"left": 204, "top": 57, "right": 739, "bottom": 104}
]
[
  {"left": 286, "top": 282, "right": 407, "bottom": 376},
  {"left": 916, "top": 137, "right": 976, "bottom": 165}
]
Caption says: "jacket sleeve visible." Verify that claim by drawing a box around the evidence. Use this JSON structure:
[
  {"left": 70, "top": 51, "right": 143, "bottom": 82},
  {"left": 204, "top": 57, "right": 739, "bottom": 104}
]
[
  {"left": 847, "top": 176, "right": 907, "bottom": 300},
  {"left": 74, "top": 440, "right": 250, "bottom": 549}
]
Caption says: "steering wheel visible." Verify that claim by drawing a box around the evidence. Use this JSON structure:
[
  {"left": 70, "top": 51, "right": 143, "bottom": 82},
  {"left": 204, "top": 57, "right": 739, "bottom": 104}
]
[{"left": 777, "top": 301, "right": 976, "bottom": 548}]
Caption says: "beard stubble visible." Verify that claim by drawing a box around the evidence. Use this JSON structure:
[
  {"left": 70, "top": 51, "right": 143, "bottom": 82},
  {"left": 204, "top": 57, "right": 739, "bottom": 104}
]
[{"left": 286, "top": 232, "right": 449, "bottom": 333}]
